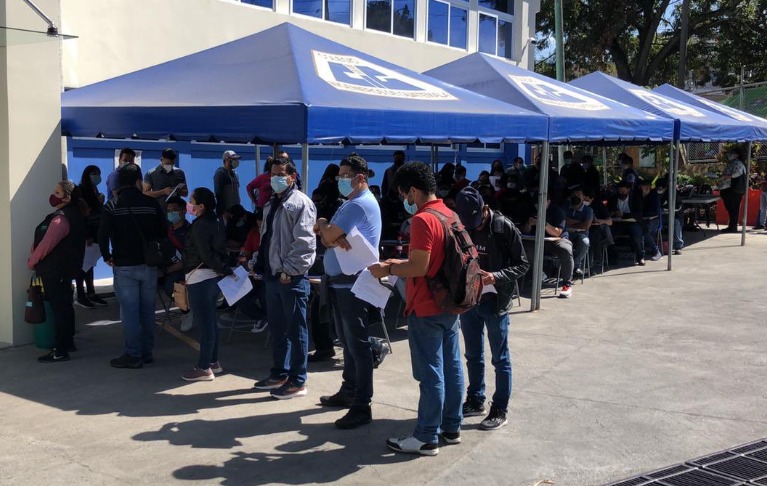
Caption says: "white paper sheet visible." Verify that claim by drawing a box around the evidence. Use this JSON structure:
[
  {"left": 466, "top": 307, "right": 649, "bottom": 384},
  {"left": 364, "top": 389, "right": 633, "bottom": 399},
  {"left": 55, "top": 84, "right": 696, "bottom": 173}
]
[
  {"left": 351, "top": 269, "right": 392, "bottom": 309},
  {"left": 336, "top": 227, "right": 379, "bottom": 276},
  {"left": 217, "top": 266, "right": 253, "bottom": 306},
  {"left": 481, "top": 284, "right": 497, "bottom": 295},
  {"left": 82, "top": 244, "right": 102, "bottom": 272}
]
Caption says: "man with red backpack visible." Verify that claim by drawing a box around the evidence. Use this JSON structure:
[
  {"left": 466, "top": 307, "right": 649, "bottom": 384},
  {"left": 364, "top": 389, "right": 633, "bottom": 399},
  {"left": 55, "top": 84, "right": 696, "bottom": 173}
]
[{"left": 369, "top": 161, "right": 474, "bottom": 456}]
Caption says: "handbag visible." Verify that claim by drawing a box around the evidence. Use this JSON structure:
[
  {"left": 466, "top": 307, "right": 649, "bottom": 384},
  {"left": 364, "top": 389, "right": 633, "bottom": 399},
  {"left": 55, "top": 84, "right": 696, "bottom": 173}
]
[
  {"left": 25, "top": 275, "right": 46, "bottom": 324},
  {"left": 172, "top": 263, "right": 203, "bottom": 312},
  {"left": 126, "top": 206, "right": 163, "bottom": 267}
]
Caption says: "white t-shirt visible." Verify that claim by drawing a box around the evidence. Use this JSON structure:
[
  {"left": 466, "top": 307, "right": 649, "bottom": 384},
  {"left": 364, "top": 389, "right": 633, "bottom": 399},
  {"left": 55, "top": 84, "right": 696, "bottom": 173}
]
[{"left": 186, "top": 268, "right": 218, "bottom": 285}]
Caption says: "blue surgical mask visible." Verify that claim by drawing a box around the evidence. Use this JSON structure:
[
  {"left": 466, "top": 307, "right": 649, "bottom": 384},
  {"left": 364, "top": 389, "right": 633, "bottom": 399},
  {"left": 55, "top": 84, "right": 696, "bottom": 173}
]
[
  {"left": 338, "top": 177, "right": 354, "bottom": 198},
  {"left": 167, "top": 212, "right": 181, "bottom": 224},
  {"left": 271, "top": 176, "right": 289, "bottom": 194},
  {"left": 403, "top": 197, "right": 418, "bottom": 215},
  {"left": 90, "top": 174, "right": 102, "bottom": 186}
]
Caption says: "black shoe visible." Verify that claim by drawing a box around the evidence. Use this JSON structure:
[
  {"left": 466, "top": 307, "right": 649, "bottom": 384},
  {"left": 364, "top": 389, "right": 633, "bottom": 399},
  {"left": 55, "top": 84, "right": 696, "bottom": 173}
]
[
  {"left": 216, "top": 301, "right": 230, "bottom": 310},
  {"left": 308, "top": 349, "right": 335, "bottom": 363},
  {"left": 480, "top": 406, "right": 509, "bottom": 431},
  {"left": 88, "top": 294, "right": 108, "bottom": 306},
  {"left": 38, "top": 350, "right": 70, "bottom": 363},
  {"left": 673, "top": 249, "right": 682, "bottom": 255},
  {"left": 439, "top": 431, "right": 462, "bottom": 444},
  {"left": 462, "top": 399, "right": 486, "bottom": 417},
  {"left": 320, "top": 391, "right": 354, "bottom": 408},
  {"left": 335, "top": 406, "right": 372, "bottom": 429},
  {"left": 110, "top": 354, "right": 143, "bottom": 369},
  {"left": 74, "top": 297, "right": 95, "bottom": 309},
  {"left": 142, "top": 353, "right": 154, "bottom": 364},
  {"left": 67, "top": 344, "right": 77, "bottom": 353},
  {"left": 754, "top": 225, "right": 765, "bottom": 230}
]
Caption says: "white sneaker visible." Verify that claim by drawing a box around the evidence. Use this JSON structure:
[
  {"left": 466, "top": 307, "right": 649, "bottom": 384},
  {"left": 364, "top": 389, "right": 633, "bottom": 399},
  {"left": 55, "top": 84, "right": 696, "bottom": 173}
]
[
  {"left": 180, "top": 312, "right": 194, "bottom": 332},
  {"left": 559, "top": 284, "right": 573, "bottom": 299},
  {"left": 650, "top": 252, "right": 662, "bottom": 261},
  {"left": 386, "top": 436, "right": 439, "bottom": 456}
]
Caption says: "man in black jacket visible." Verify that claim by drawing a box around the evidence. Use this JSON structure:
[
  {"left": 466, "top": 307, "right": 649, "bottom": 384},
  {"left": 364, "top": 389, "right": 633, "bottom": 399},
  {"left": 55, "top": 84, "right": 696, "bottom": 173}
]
[
  {"left": 99, "top": 164, "right": 167, "bottom": 369},
  {"left": 608, "top": 182, "right": 646, "bottom": 265},
  {"left": 454, "top": 187, "right": 530, "bottom": 431}
]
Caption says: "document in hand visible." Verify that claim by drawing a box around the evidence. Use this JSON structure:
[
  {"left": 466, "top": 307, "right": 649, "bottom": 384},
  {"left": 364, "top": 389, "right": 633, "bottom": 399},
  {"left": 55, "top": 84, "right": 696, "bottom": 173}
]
[
  {"left": 336, "top": 226, "right": 379, "bottom": 275},
  {"left": 82, "top": 244, "right": 102, "bottom": 272},
  {"left": 351, "top": 269, "right": 391, "bottom": 309},
  {"left": 217, "top": 266, "right": 253, "bottom": 306}
]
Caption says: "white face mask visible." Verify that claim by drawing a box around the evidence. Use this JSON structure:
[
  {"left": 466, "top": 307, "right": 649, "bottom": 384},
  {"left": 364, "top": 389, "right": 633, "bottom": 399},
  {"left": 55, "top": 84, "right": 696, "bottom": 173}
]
[
  {"left": 163, "top": 163, "right": 174, "bottom": 173},
  {"left": 582, "top": 201, "right": 591, "bottom": 206}
]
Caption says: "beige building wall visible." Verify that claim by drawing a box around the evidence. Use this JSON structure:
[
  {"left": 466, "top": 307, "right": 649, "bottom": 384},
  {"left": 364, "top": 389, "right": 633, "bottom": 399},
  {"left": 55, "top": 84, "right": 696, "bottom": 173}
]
[{"left": 0, "top": 0, "right": 63, "bottom": 345}]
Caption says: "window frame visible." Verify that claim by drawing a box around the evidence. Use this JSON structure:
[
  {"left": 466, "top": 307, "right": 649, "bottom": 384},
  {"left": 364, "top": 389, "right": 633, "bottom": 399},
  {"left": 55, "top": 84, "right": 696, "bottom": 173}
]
[
  {"left": 364, "top": 0, "right": 417, "bottom": 39},
  {"left": 291, "top": 0, "right": 352, "bottom": 25},
  {"left": 477, "top": 8, "right": 513, "bottom": 58},
  {"left": 425, "top": 0, "right": 469, "bottom": 51}
]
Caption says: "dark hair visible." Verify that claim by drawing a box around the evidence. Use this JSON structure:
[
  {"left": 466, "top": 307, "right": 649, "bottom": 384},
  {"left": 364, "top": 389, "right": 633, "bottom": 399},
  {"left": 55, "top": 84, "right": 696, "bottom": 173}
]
[
  {"left": 79, "top": 165, "right": 100, "bottom": 187},
  {"left": 393, "top": 150, "right": 405, "bottom": 158},
  {"left": 655, "top": 176, "right": 669, "bottom": 188},
  {"left": 728, "top": 146, "right": 744, "bottom": 159},
  {"left": 191, "top": 187, "right": 216, "bottom": 218},
  {"left": 563, "top": 151, "right": 574, "bottom": 158},
  {"left": 79, "top": 165, "right": 101, "bottom": 210},
  {"left": 455, "top": 165, "right": 467, "bottom": 176},
  {"left": 161, "top": 148, "right": 177, "bottom": 161},
  {"left": 582, "top": 155, "right": 594, "bottom": 164},
  {"left": 394, "top": 161, "right": 437, "bottom": 196},
  {"left": 341, "top": 153, "right": 368, "bottom": 177},
  {"left": 272, "top": 155, "right": 297, "bottom": 175},
  {"left": 228, "top": 204, "right": 246, "bottom": 219},
  {"left": 263, "top": 156, "right": 274, "bottom": 174},
  {"left": 118, "top": 163, "right": 142, "bottom": 187},
  {"left": 582, "top": 186, "right": 596, "bottom": 198},
  {"left": 119, "top": 147, "right": 136, "bottom": 159},
  {"left": 166, "top": 196, "right": 186, "bottom": 209},
  {"left": 616, "top": 181, "right": 630, "bottom": 189},
  {"left": 513, "top": 156, "right": 524, "bottom": 165},
  {"left": 320, "top": 163, "right": 340, "bottom": 182}
]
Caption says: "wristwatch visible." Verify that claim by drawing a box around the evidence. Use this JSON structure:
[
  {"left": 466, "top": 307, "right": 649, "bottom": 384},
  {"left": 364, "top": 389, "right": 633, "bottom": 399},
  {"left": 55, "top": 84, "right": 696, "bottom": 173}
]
[{"left": 280, "top": 272, "right": 290, "bottom": 280}]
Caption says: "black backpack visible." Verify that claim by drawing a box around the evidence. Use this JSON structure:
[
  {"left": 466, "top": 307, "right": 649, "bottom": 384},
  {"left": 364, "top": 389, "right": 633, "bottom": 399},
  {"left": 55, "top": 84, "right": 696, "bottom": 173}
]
[{"left": 423, "top": 208, "right": 483, "bottom": 315}]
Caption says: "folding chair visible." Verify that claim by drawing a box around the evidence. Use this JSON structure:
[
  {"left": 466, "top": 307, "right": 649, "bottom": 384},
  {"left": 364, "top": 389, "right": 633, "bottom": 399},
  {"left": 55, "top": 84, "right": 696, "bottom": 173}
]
[{"left": 155, "top": 287, "right": 183, "bottom": 330}]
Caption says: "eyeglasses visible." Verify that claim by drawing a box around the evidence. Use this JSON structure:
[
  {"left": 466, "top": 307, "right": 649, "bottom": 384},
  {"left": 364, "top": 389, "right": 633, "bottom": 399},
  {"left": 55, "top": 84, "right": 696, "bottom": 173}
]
[{"left": 335, "top": 174, "right": 359, "bottom": 181}]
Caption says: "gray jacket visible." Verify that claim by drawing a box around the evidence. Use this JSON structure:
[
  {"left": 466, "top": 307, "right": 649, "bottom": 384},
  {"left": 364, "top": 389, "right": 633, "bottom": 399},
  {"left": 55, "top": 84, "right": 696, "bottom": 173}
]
[{"left": 260, "top": 186, "right": 317, "bottom": 277}]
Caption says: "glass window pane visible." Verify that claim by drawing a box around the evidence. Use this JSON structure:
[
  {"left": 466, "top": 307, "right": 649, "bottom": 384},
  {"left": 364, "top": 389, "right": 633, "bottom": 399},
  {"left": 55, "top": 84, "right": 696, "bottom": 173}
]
[
  {"left": 367, "top": 0, "right": 392, "bottom": 33},
  {"left": 393, "top": 0, "right": 415, "bottom": 38},
  {"left": 449, "top": 6, "right": 467, "bottom": 49},
  {"left": 428, "top": 0, "right": 449, "bottom": 45},
  {"left": 498, "top": 18, "right": 512, "bottom": 58},
  {"left": 293, "top": 0, "right": 322, "bottom": 18},
  {"left": 478, "top": 0, "right": 512, "bottom": 15},
  {"left": 326, "top": 0, "right": 351, "bottom": 24},
  {"left": 242, "top": 0, "right": 273, "bottom": 7},
  {"left": 478, "top": 13, "right": 497, "bottom": 55}
]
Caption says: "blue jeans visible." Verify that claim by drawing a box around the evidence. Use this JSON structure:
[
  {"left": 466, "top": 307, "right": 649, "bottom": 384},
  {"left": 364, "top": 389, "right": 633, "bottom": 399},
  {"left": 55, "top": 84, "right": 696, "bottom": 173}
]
[
  {"left": 265, "top": 277, "right": 310, "bottom": 386},
  {"left": 113, "top": 265, "right": 158, "bottom": 358},
  {"left": 643, "top": 218, "right": 660, "bottom": 255},
  {"left": 568, "top": 232, "right": 590, "bottom": 272},
  {"left": 614, "top": 222, "right": 644, "bottom": 262},
  {"left": 460, "top": 300, "right": 512, "bottom": 412},
  {"left": 330, "top": 287, "right": 374, "bottom": 407},
  {"left": 408, "top": 313, "right": 464, "bottom": 444},
  {"left": 188, "top": 277, "right": 221, "bottom": 370},
  {"left": 757, "top": 190, "right": 767, "bottom": 226}
]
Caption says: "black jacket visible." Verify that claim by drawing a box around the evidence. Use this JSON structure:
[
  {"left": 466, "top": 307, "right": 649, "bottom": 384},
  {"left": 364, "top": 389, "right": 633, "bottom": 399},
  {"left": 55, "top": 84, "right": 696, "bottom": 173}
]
[
  {"left": 608, "top": 189, "right": 647, "bottom": 231},
  {"left": 33, "top": 204, "right": 87, "bottom": 279},
  {"left": 183, "top": 214, "right": 233, "bottom": 276},
  {"left": 472, "top": 211, "right": 530, "bottom": 315},
  {"left": 99, "top": 187, "right": 167, "bottom": 266}
]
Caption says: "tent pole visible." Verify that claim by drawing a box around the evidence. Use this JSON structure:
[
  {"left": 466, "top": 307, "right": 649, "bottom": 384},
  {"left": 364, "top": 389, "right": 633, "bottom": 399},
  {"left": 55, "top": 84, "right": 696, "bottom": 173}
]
[
  {"left": 667, "top": 141, "right": 680, "bottom": 271},
  {"left": 741, "top": 141, "right": 752, "bottom": 246},
  {"left": 531, "top": 142, "right": 550, "bottom": 311},
  {"left": 301, "top": 143, "right": 309, "bottom": 195},
  {"left": 255, "top": 145, "right": 261, "bottom": 176},
  {"left": 602, "top": 146, "right": 608, "bottom": 187},
  {"left": 272, "top": 143, "right": 278, "bottom": 157}
]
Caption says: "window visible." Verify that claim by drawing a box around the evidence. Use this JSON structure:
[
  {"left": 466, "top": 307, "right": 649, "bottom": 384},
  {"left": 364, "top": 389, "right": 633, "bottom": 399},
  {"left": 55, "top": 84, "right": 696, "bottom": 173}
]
[
  {"left": 427, "top": 1, "right": 467, "bottom": 49},
  {"left": 366, "top": 0, "right": 415, "bottom": 38},
  {"left": 241, "top": 0, "right": 274, "bottom": 8},
  {"left": 478, "top": 13, "right": 512, "bottom": 58},
  {"left": 478, "top": 0, "right": 513, "bottom": 15},
  {"left": 293, "top": 0, "right": 350, "bottom": 24}
]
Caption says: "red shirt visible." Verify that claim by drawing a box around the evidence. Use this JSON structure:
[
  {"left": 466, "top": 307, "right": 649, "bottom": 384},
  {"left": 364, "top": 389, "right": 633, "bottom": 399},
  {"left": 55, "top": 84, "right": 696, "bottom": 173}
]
[
  {"left": 405, "top": 199, "right": 449, "bottom": 317},
  {"left": 242, "top": 226, "right": 261, "bottom": 253},
  {"left": 246, "top": 173, "right": 273, "bottom": 209}
]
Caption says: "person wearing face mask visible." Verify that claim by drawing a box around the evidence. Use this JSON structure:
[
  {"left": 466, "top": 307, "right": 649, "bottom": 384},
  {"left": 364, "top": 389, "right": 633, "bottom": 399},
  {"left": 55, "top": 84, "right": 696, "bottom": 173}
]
[
  {"left": 453, "top": 187, "right": 529, "bottom": 431},
  {"left": 215, "top": 150, "right": 243, "bottom": 218},
  {"left": 253, "top": 155, "right": 317, "bottom": 400},
  {"left": 368, "top": 162, "right": 464, "bottom": 456},
  {"left": 639, "top": 179, "right": 663, "bottom": 261},
  {"left": 224, "top": 204, "right": 254, "bottom": 251},
  {"left": 106, "top": 147, "right": 136, "bottom": 201},
  {"left": 565, "top": 187, "right": 594, "bottom": 277},
  {"left": 608, "top": 181, "right": 646, "bottom": 265},
  {"left": 157, "top": 196, "right": 194, "bottom": 332},
  {"left": 719, "top": 146, "right": 748, "bottom": 233},
  {"left": 143, "top": 148, "right": 188, "bottom": 209},
  {"left": 619, "top": 154, "right": 639, "bottom": 191},
  {"left": 99, "top": 164, "right": 167, "bottom": 369},
  {"left": 560, "top": 150, "right": 584, "bottom": 190},
  {"left": 581, "top": 155, "right": 601, "bottom": 194},
  {"left": 75, "top": 165, "right": 108, "bottom": 309},
  {"left": 581, "top": 186, "right": 615, "bottom": 264},
  {"left": 28, "top": 181, "right": 87, "bottom": 362},
  {"left": 314, "top": 154, "right": 383, "bottom": 429}
]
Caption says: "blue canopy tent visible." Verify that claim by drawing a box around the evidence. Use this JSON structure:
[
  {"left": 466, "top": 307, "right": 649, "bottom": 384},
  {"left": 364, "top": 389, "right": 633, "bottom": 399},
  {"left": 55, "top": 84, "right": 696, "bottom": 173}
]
[
  {"left": 426, "top": 54, "right": 676, "bottom": 310},
  {"left": 62, "top": 23, "right": 548, "bottom": 183},
  {"left": 571, "top": 72, "right": 759, "bottom": 258}
]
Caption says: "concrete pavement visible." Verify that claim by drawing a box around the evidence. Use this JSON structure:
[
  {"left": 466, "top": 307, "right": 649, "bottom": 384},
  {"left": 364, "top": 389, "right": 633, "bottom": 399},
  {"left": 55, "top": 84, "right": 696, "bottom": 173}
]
[{"left": 1, "top": 230, "right": 766, "bottom": 485}]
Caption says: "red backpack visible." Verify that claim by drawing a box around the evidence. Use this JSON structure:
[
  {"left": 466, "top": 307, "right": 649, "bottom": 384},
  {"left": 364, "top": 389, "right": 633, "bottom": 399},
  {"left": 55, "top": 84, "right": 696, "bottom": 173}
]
[{"left": 423, "top": 208, "right": 483, "bottom": 314}]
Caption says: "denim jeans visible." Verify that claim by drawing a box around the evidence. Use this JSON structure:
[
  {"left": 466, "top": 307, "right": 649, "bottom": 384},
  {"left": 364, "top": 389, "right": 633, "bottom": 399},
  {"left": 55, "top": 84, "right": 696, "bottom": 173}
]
[
  {"left": 544, "top": 238, "right": 574, "bottom": 284},
  {"left": 188, "top": 277, "right": 221, "bottom": 370},
  {"left": 330, "top": 287, "right": 374, "bottom": 407},
  {"left": 666, "top": 215, "right": 684, "bottom": 250},
  {"left": 643, "top": 218, "right": 660, "bottom": 256},
  {"left": 613, "top": 222, "right": 644, "bottom": 262},
  {"left": 408, "top": 313, "right": 464, "bottom": 444},
  {"left": 568, "top": 232, "right": 590, "bottom": 272},
  {"left": 460, "top": 300, "right": 512, "bottom": 412},
  {"left": 757, "top": 190, "right": 767, "bottom": 226},
  {"left": 40, "top": 270, "right": 76, "bottom": 351},
  {"left": 113, "top": 265, "right": 158, "bottom": 358},
  {"left": 265, "top": 277, "right": 310, "bottom": 386}
]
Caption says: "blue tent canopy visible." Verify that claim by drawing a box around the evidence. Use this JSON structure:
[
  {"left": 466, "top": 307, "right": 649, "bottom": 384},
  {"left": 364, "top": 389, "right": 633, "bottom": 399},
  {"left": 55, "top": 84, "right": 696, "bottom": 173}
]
[
  {"left": 570, "top": 72, "right": 754, "bottom": 142},
  {"left": 61, "top": 23, "right": 547, "bottom": 144},
  {"left": 425, "top": 53, "right": 674, "bottom": 143},
  {"left": 653, "top": 84, "right": 767, "bottom": 141}
]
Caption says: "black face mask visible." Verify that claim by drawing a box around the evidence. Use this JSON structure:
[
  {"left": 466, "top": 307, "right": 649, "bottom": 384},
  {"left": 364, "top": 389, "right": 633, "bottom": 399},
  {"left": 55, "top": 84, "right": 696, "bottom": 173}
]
[
  {"left": 570, "top": 196, "right": 582, "bottom": 206},
  {"left": 618, "top": 194, "right": 628, "bottom": 200}
]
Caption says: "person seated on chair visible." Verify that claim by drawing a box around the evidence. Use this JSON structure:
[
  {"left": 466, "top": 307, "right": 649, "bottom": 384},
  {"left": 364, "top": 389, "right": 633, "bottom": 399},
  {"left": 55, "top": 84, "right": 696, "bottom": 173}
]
[
  {"left": 520, "top": 194, "right": 575, "bottom": 299},
  {"left": 608, "top": 182, "right": 646, "bottom": 265},
  {"left": 582, "top": 186, "right": 615, "bottom": 263},
  {"left": 158, "top": 196, "right": 194, "bottom": 331},
  {"left": 655, "top": 177, "right": 684, "bottom": 255},
  {"left": 565, "top": 187, "right": 593, "bottom": 277},
  {"left": 639, "top": 179, "right": 662, "bottom": 261},
  {"left": 224, "top": 204, "right": 254, "bottom": 253}
]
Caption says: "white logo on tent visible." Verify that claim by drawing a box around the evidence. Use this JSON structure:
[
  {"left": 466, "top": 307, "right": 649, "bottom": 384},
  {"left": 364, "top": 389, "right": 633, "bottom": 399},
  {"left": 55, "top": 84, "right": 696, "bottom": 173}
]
[
  {"left": 630, "top": 89, "right": 705, "bottom": 117},
  {"left": 313, "top": 51, "right": 456, "bottom": 101},
  {"left": 508, "top": 75, "right": 608, "bottom": 111},
  {"left": 696, "top": 98, "right": 758, "bottom": 123}
]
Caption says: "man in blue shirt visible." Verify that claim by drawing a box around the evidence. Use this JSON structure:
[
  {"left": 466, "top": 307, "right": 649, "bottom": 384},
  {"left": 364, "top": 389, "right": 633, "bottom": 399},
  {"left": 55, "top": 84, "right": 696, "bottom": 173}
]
[
  {"left": 315, "top": 154, "right": 382, "bottom": 430},
  {"left": 565, "top": 187, "right": 594, "bottom": 277},
  {"left": 106, "top": 148, "right": 135, "bottom": 201}
]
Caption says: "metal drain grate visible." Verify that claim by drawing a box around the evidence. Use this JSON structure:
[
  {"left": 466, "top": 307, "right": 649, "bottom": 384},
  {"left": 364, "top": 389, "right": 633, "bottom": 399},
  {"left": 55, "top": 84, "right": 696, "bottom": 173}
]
[
  {"left": 688, "top": 451, "right": 737, "bottom": 466},
  {"left": 610, "top": 477, "right": 653, "bottom": 486},
  {"left": 730, "top": 441, "right": 767, "bottom": 455},
  {"left": 703, "top": 456, "right": 767, "bottom": 481},
  {"left": 655, "top": 469, "right": 742, "bottom": 486},
  {"left": 748, "top": 448, "right": 767, "bottom": 462},
  {"left": 647, "top": 465, "right": 692, "bottom": 479}
]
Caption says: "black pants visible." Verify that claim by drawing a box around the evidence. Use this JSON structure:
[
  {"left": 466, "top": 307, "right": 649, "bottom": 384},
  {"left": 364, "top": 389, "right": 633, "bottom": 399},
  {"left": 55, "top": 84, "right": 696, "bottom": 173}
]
[
  {"left": 40, "top": 271, "right": 76, "bottom": 351},
  {"left": 721, "top": 188, "right": 743, "bottom": 230},
  {"left": 75, "top": 267, "right": 95, "bottom": 300},
  {"left": 311, "top": 294, "right": 334, "bottom": 353}
]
